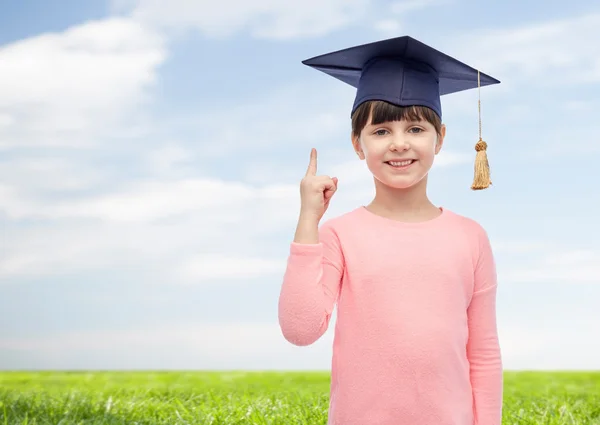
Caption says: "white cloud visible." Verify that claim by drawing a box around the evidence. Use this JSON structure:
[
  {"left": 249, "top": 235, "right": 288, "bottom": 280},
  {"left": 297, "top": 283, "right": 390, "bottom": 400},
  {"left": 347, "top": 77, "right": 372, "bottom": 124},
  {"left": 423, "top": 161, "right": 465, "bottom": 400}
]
[
  {"left": 176, "top": 255, "right": 285, "bottom": 282},
  {"left": 373, "top": 19, "right": 402, "bottom": 36},
  {"left": 116, "top": 0, "right": 372, "bottom": 40},
  {"left": 0, "top": 113, "right": 14, "bottom": 130},
  {"left": 142, "top": 143, "right": 196, "bottom": 177},
  {"left": 0, "top": 173, "right": 303, "bottom": 280},
  {"left": 500, "top": 249, "right": 600, "bottom": 284},
  {"left": 176, "top": 82, "right": 354, "bottom": 159},
  {"left": 493, "top": 240, "right": 555, "bottom": 254},
  {"left": 0, "top": 72, "right": 360, "bottom": 282},
  {"left": 0, "top": 172, "right": 304, "bottom": 224},
  {"left": 115, "top": 0, "right": 448, "bottom": 40},
  {"left": 0, "top": 156, "right": 107, "bottom": 192},
  {"left": 0, "top": 17, "right": 166, "bottom": 148},
  {"left": 1, "top": 178, "right": 254, "bottom": 222},
  {"left": 0, "top": 322, "right": 336, "bottom": 370},
  {"left": 498, "top": 320, "right": 600, "bottom": 370},
  {"left": 3, "top": 317, "right": 599, "bottom": 370},
  {"left": 564, "top": 100, "right": 595, "bottom": 112},
  {"left": 448, "top": 13, "right": 600, "bottom": 86},
  {"left": 54, "top": 179, "right": 253, "bottom": 222},
  {"left": 390, "top": 0, "right": 449, "bottom": 14},
  {"left": 435, "top": 150, "right": 471, "bottom": 167}
]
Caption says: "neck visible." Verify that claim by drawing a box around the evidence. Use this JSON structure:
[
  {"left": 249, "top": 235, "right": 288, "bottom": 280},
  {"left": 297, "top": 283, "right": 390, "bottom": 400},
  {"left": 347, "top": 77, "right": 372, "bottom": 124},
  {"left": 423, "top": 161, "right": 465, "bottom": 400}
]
[{"left": 367, "top": 175, "right": 440, "bottom": 221}]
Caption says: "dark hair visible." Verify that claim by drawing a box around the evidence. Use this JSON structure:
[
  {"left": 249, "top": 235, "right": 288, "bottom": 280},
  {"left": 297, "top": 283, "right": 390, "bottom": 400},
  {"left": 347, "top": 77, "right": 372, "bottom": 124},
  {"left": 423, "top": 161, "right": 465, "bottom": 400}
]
[{"left": 351, "top": 100, "right": 442, "bottom": 138}]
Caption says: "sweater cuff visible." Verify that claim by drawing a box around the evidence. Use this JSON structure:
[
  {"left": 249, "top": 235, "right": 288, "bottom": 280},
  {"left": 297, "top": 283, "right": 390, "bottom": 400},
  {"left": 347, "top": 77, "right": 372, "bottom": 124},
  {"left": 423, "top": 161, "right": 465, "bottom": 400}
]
[{"left": 290, "top": 242, "right": 323, "bottom": 256}]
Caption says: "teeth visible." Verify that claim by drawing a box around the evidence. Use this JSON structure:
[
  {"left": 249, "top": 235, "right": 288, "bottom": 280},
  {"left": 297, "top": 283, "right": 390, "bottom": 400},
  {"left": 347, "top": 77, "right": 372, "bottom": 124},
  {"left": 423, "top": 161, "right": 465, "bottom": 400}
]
[{"left": 389, "top": 160, "right": 413, "bottom": 167}]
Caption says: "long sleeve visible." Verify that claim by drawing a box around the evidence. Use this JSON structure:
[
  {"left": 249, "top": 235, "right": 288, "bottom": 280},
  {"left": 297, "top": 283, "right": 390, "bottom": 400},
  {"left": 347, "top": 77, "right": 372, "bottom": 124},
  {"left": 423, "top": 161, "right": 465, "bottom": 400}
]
[
  {"left": 467, "top": 227, "right": 503, "bottom": 425},
  {"left": 278, "top": 220, "right": 344, "bottom": 346}
]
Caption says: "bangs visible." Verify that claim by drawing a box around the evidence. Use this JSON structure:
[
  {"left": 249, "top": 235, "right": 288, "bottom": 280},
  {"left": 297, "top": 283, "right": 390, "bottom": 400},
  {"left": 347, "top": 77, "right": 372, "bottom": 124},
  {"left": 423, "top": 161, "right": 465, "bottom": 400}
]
[
  {"left": 370, "top": 102, "right": 436, "bottom": 125},
  {"left": 351, "top": 100, "right": 442, "bottom": 137}
]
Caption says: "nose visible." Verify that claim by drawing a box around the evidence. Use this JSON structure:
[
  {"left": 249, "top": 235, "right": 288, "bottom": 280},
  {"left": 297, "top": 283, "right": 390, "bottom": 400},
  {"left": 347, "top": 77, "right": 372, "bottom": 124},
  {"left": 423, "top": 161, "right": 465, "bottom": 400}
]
[{"left": 389, "top": 136, "right": 409, "bottom": 151}]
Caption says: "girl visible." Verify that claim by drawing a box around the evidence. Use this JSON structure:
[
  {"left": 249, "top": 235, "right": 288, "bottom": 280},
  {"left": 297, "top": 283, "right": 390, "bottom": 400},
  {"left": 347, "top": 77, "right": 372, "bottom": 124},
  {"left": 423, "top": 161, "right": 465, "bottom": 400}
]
[{"left": 278, "top": 36, "right": 503, "bottom": 425}]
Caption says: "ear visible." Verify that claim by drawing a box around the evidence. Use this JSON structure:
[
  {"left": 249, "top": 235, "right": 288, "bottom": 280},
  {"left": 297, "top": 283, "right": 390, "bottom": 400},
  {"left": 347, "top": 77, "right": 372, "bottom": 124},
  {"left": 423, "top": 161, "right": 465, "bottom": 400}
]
[
  {"left": 352, "top": 132, "right": 365, "bottom": 160},
  {"left": 434, "top": 124, "right": 446, "bottom": 155}
]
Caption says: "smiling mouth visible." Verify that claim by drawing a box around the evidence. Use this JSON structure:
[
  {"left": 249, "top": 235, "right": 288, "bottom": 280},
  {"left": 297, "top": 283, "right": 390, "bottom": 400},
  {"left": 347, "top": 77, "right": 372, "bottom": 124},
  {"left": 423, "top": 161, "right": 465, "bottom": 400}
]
[{"left": 386, "top": 159, "right": 416, "bottom": 168}]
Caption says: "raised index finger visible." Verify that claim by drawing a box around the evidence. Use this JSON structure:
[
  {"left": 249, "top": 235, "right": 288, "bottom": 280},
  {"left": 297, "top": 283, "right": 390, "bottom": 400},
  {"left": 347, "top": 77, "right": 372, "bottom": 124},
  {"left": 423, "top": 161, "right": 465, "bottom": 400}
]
[{"left": 306, "top": 148, "right": 317, "bottom": 176}]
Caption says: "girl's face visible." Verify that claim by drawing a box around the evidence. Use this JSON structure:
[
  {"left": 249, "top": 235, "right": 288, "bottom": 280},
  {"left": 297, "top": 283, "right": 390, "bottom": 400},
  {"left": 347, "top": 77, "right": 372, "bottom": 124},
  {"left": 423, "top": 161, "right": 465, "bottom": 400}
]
[{"left": 353, "top": 117, "right": 446, "bottom": 190}]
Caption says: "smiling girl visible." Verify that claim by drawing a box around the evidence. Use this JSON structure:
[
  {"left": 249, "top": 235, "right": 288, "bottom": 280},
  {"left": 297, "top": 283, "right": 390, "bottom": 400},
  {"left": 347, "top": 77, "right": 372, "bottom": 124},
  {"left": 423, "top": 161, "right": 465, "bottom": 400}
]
[{"left": 278, "top": 36, "right": 503, "bottom": 425}]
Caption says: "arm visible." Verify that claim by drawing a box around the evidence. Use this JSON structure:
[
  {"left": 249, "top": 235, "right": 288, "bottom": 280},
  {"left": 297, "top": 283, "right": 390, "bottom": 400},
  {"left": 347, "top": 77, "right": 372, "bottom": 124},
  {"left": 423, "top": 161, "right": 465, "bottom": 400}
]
[
  {"left": 467, "top": 227, "right": 503, "bottom": 425},
  {"left": 277, "top": 217, "right": 344, "bottom": 346}
]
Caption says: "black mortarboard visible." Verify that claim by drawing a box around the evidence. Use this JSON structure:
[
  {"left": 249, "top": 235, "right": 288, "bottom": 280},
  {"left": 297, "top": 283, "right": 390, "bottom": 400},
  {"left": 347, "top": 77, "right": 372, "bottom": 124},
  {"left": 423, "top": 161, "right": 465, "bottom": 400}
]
[{"left": 302, "top": 36, "right": 500, "bottom": 190}]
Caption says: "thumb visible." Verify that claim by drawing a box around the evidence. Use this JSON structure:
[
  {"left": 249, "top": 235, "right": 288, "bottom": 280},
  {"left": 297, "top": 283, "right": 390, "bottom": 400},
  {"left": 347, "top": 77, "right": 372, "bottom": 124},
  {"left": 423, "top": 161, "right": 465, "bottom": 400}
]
[{"left": 324, "top": 177, "right": 338, "bottom": 200}]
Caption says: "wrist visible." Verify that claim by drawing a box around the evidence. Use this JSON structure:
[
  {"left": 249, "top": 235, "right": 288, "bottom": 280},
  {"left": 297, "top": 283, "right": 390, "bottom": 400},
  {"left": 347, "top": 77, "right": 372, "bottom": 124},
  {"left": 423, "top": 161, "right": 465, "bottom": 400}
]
[
  {"left": 298, "top": 209, "right": 321, "bottom": 224},
  {"left": 294, "top": 213, "right": 320, "bottom": 244}
]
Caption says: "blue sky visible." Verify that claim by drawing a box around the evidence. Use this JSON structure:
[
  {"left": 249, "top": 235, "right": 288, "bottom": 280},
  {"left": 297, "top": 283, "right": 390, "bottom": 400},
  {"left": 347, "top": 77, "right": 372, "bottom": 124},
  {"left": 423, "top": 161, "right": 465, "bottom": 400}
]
[{"left": 1, "top": 0, "right": 599, "bottom": 371}]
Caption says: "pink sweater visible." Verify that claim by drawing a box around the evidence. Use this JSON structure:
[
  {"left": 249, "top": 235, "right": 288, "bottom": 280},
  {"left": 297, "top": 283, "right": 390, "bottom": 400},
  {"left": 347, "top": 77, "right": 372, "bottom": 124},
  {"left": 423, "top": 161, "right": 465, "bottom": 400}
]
[{"left": 278, "top": 206, "right": 503, "bottom": 425}]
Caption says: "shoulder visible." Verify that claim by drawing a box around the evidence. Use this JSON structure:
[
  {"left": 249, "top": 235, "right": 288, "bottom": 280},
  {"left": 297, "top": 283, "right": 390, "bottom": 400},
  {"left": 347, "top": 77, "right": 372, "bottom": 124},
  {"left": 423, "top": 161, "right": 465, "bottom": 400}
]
[
  {"left": 320, "top": 207, "right": 364, "bottom": 231},
  {"left": 312, "top": 210, "right": 363, "bottom": 263},
  {"left": 442, "top": 208, "right": 489, "bottom": 238},
  {"left": 443, "top": 211, "right": 498, "bottom": 291},
  {"left": 317, "top": 207, "right": 366, "bottom": 249},
  {"left": 441, "top": 209, "right": 493, "bottom": 259}
]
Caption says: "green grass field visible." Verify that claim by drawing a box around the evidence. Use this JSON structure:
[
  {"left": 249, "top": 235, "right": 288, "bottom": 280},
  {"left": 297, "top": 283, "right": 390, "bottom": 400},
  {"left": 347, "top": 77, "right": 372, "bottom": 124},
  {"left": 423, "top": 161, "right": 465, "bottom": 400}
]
[{"left": 1, "top": 371, "right": 599, "bottom": 424}]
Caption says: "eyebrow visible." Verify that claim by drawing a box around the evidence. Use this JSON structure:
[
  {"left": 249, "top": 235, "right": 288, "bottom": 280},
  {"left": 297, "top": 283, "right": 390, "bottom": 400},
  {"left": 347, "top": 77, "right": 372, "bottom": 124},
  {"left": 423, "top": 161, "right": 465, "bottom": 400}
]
[{"left": 368, "top": 119, "right": 423, "bottom": 126}]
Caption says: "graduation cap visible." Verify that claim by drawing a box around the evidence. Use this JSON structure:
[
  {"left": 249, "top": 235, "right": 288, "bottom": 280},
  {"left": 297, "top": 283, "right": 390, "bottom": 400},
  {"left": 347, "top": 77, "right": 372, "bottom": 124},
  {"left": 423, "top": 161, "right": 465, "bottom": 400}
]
[{"left": 302, "top": 36, "right": 500, "bottom": 190}]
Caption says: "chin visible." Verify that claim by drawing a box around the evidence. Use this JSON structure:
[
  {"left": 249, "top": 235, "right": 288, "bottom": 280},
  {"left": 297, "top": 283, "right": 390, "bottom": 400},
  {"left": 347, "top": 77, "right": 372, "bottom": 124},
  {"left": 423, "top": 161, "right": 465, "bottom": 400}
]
[
  {"left": 387, "top": 181, "right": 421, "bottom": 190},
  {"left": 375, "top": 175, "right": 425, "bottom": 190}
]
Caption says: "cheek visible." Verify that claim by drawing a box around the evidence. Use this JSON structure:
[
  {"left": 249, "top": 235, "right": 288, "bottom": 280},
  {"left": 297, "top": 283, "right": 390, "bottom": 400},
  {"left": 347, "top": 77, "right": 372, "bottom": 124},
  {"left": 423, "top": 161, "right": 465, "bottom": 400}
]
[
  {"left": 415, "top": 138, "right": 438, "bottom": 159},
  {"left": 362, "top": 142, "right": 387, "bottom": 160}
]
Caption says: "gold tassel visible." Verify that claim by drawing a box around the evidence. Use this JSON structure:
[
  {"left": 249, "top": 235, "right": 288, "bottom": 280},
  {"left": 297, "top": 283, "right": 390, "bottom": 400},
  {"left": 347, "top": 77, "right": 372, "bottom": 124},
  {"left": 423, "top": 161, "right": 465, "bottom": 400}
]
[
  {"left": 471, "top": 70, "right": 492, "bottom": 190},
  {"left": 471, "top": 139, "right": 491, "bottom": 190}
]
